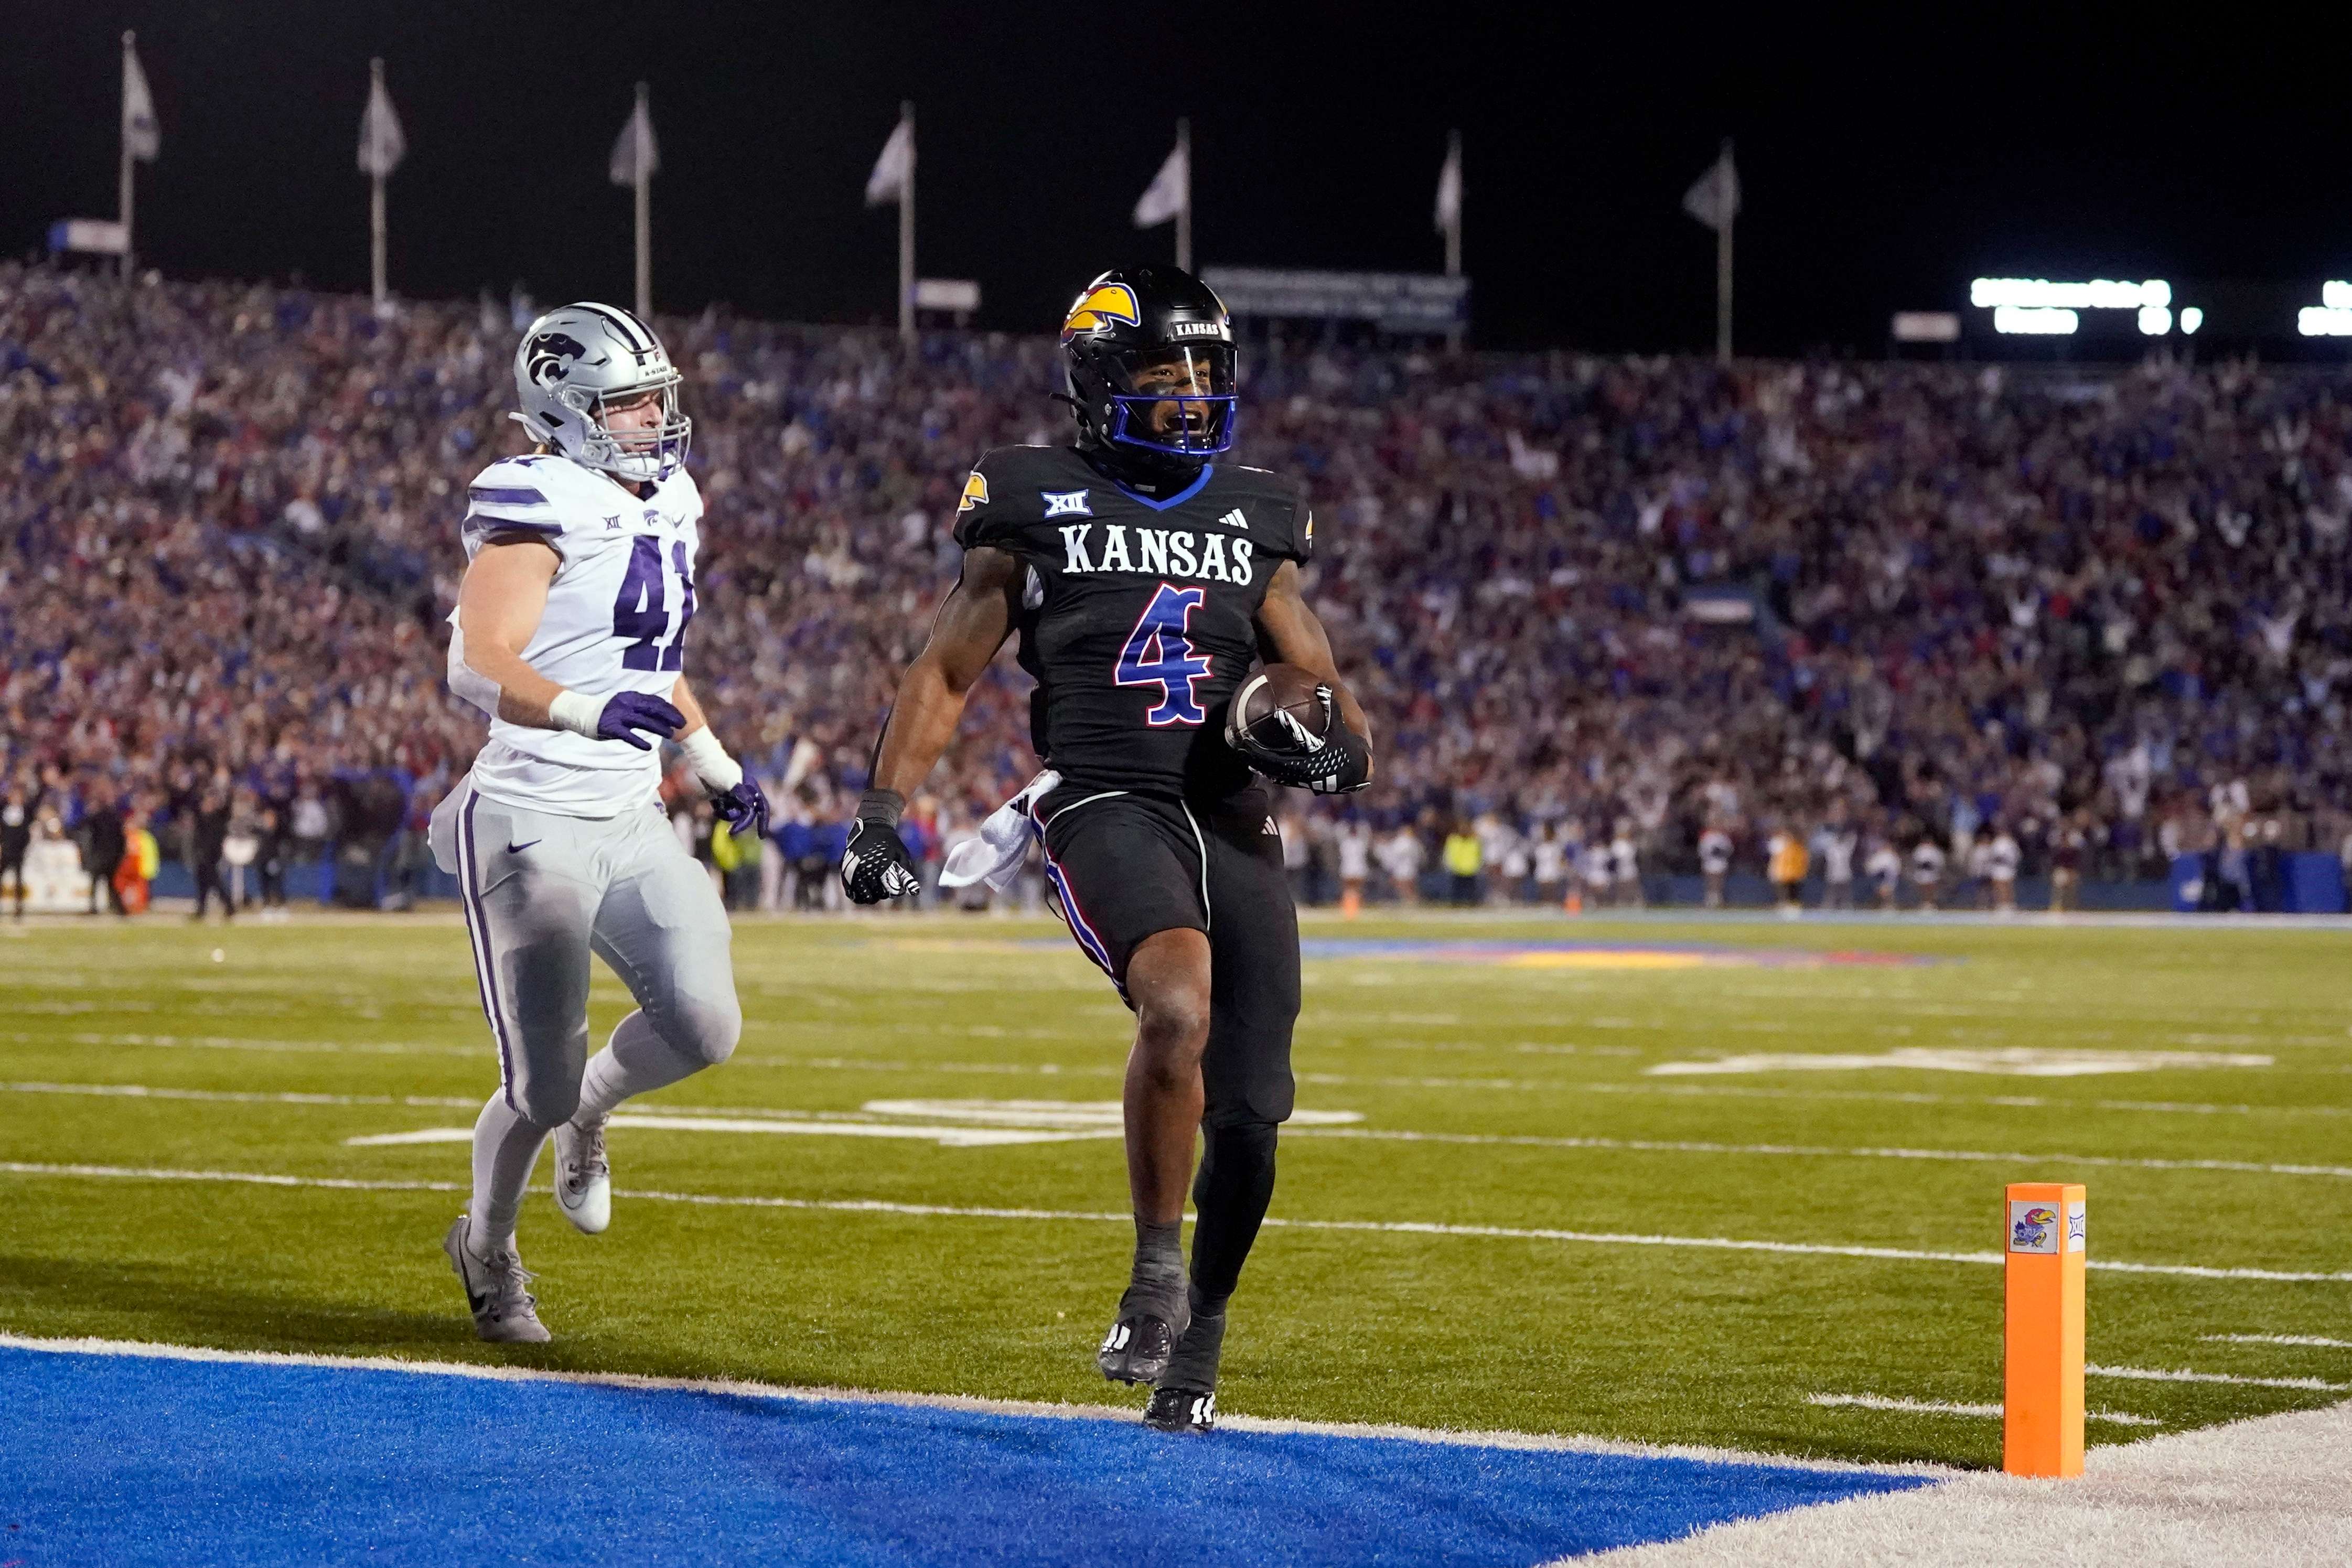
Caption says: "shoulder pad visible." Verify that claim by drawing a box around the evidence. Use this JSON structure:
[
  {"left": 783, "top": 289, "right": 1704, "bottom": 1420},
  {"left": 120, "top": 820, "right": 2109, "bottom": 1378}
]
[
  {"left": 1219, "top": 465, "right": 1312, "bottom": 564},
  {"left": 953, "top": 446, "right": 1075, "bottom": 552},
  {"left": 464, "top": 456, "right": 567, "bottom": 543}
]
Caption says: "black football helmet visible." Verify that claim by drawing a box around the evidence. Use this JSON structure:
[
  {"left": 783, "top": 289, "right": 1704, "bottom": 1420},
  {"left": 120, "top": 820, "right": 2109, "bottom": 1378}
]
[{"left": 1059, "top": 266, "right": 1236, "bottom": 478}]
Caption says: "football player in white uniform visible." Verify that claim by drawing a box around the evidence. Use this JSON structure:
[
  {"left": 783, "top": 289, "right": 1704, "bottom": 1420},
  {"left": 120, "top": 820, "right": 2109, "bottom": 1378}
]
[{"left": 431, "top": 303, "right": 768, "bottom": 1343}]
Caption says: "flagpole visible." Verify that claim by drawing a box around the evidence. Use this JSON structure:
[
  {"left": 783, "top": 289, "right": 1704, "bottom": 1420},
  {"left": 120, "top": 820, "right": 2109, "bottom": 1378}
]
[
  {"left": 119, "top": 31, "right": 137, "bottom": 280},
  {"left": 1175, "top": 117, "right": 1191, "bottom": 273},
  {"left": 898, "top": 101, "right": 916, "bottom": 342},
  {"left": 1444, "top": 130, "right": 1463, "bottom": 350},
  {"left": 1443, "top": 131, "right": 1462, "bottom": 280},
  {"left": 1716, "top": 137, "right": 1733, "bottom": 366},
  {"left": 369, "top": 59, "right": 389, "bottom": 311},
  {"left": 633, "top": 82, "right": 653, "bottom": 319}
]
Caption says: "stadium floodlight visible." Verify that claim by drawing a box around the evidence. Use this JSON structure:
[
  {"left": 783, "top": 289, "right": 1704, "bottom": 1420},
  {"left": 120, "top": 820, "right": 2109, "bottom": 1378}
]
[
  {"left": 2298, "top": 307, "right": 2352, "bottom": 337},
  {"left": 2137, "top": 306, "right": 2172, "bottom": 336},
  {"left": 1970, "top": 278, "right": 2168, "bottom": 310},
  {"left": 2324, "top": 281, "right": 2352, "bottom": 310},
  {"left": 2179, "top": 307, "right": 2203, "bottom": 335},
  {"left": 1993, "top": 306, "right": 2079, "bottom": 335}
]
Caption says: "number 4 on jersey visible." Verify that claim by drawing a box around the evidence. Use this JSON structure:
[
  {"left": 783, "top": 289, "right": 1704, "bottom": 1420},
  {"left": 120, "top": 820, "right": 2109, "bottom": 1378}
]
[
  {"left": 612, "top": 536, "right": 697, "bottom": 671},
  {"left": 1115, "top": 582, "right": 1213, "bottom": 726}
]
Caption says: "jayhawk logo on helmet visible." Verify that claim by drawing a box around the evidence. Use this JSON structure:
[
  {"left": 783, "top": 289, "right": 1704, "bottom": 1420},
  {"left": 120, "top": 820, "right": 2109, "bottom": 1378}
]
[{"left": 1061, "top": 282, "right": 1142, "bottom": 342}]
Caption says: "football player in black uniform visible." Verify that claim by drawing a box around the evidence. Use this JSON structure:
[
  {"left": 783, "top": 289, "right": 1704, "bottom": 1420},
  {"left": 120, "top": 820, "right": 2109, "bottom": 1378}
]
[{"left": 842, "top": 266, "right": 1372, "bottom": 1432}]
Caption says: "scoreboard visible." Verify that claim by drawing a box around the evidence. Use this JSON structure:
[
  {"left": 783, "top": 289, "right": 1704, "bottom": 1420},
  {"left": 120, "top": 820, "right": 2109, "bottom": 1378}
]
[{"left": 1950, "top": 276, "right": 2352, "bottom": 352}]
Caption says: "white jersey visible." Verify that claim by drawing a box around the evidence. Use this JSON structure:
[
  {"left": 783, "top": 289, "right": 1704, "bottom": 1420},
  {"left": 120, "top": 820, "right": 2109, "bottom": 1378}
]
[
  {"left": 1814, "top": 827, "right": 1857, "bottom": 884},
  {"left": 1336, "top": 824, "right": 1372, "bottom": 880},
  {"left": 1988, "top": 833, "right": 2021, "bottom": 880},
  {"left": 449, "top": 453, "right": 706, "bottom": 817},
  {"left": 1698, "top": 829, "right": 1733, "bottom": 876},
  {"left": 1532, "top": 834, "right": 1566, "bottom": 884}
]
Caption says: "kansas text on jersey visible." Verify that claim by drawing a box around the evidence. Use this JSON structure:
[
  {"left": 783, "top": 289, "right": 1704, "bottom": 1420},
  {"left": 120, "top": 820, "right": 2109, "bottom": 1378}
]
[
  {"left": 449, "top": 454, "right": 704, "bottom": 817},
  {"left": 953, "top": 447, "right": 1312, "bottom": 801}
]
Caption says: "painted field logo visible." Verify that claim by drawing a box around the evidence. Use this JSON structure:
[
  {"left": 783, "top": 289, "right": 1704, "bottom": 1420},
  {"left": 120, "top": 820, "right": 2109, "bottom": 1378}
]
[{"left": 2009, "top": 1202, "right": 2060, "bottom": 1254}]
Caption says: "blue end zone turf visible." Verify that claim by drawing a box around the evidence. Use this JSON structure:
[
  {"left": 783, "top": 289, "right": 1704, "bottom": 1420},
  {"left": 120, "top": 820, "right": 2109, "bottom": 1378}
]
[{"left": 0, "top": 1345, "right": 1932, "bottom": 1566}]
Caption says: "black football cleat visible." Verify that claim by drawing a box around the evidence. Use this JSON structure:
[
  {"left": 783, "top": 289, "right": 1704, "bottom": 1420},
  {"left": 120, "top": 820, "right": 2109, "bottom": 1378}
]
[
  {"left": 1144, "top": 1385, "right": 1217, "bottom": 1433},
  {"left": 1097, "top": 1283, "right": 1189, "bottom": 1386}
]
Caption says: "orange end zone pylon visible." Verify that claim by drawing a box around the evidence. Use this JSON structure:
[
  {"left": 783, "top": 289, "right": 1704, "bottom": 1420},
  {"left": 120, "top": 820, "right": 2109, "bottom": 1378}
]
[{"left": 2002, "top": 1181, "right": 2086, "bottom": 1477}]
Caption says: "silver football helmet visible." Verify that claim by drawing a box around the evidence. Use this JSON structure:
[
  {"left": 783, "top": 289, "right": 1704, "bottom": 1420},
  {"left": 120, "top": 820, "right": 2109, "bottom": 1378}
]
[{"left": 509, "top": 302, "right": 691, "bottom": 482}]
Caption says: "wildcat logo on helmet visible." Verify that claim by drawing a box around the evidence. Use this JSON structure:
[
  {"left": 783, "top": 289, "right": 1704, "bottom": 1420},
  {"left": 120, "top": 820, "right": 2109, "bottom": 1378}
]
[
  {"left": 957, "top": 471, "right": 990, "bottom": 513},
  {"left": 524, "top": 331, "right": 593, "bottom": 389},
  {"left": 1060, "top": 282, "right": 1142, "bottom": 342}
]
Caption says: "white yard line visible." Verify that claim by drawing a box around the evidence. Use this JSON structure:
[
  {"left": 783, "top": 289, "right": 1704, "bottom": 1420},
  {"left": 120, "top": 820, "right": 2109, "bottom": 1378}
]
[
  {"left": 0, "top": 1331, "right": 1951, "bottom": 1476},
  {"left": 1806, "top": 1393, "right": 2162, "bottom": 1427},
  {"left": 27, "top": 1081, "right": 2348, "bottom": 1180},
  {"left": 1648, "top": 1048, "right": 2273, "bottom": 1078},
  {"left": 345, "top": 1116, "right": 1119, "bottom": 1148},
  {"left": 2, "top": 1030, "right": 477, "bottom": 1058},
  {"left": 2, "top": 1081, "right": 484, "bottom": 1110},
  {"left": 2088, "top": 1363, "right": 2349, "bottom": 1393},
  {"left": 2202, "top": 1334, "right": 2352, "bottom": 1349},
  {"left": 1284, "top": 1126, "right": 2352, "bottom": 1180},
  {"left": 18, "top": 1037, "right": 2349, "bottom": 1122},
  {"left": 3, "top": 1161, "right": 2348, "bottom": 1282}
]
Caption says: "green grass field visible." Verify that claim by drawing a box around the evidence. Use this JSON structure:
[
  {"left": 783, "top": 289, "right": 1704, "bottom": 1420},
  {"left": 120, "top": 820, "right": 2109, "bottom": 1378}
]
[{"left": 3, "top": 910, "right": 2347, "bottom": 1468}]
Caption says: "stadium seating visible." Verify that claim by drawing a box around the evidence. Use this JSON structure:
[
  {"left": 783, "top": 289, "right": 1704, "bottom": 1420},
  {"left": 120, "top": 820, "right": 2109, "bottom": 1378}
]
[{"left": 4, "top": 262, "right": 2345, "bottom": 901}]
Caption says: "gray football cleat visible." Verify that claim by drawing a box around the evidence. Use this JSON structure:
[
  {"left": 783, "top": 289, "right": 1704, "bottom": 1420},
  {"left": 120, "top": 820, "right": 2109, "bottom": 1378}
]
[
  {"left": 442, "top": 1216, "right": 551, "bottom": 1344},
  {"left": 552, "top": 1118, "right": 611, "bottom": 1235}
]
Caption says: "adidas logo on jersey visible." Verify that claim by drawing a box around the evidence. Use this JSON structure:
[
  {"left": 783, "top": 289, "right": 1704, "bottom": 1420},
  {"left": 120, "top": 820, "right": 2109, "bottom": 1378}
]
[{"left": 1216, "top": 508, "right": 1248, "bottom": 530}]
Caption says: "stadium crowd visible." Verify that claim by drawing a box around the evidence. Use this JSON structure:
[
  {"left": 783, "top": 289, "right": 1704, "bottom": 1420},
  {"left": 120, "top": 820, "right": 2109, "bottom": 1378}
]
[{"left": 6, "top": 261, "right": 2351, "bottom": 913}]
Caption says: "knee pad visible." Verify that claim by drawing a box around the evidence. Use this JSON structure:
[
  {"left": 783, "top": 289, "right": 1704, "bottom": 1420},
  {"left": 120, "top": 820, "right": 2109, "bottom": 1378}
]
[
  {"left": 670, "top": 991, "right": 742, "bottom": 1067},
  {"left": 512, "top": 1072, "right": 581, "bottom": 1129}
]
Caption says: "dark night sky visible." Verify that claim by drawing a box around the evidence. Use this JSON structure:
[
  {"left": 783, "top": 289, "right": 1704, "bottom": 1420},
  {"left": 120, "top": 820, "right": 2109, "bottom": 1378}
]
[{"left": 7, "top": 3, "right": 2352, "bottom": 354}]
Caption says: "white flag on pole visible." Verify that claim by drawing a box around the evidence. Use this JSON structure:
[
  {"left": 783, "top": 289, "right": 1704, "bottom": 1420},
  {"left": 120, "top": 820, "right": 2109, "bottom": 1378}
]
[
  {"left": 1682, "top": 148, "right": 1739, "bottom": 232},
  {"left": 1133, "top": 140, "right": 1188, "bottom": 228},
  {"left": 865, "top": 117, "right": 913, "bottom": 206},
  {"left": 358, "top": 74, "right": 406, "bottom": 178},
  {"left": 609, "top": 98, "right": 659, "bottom": 186},
  {"left": 1434, "top": 140, "right": 1462, "bottom": 233},
  {"left": 122, "top": 40, "right": 160, "bottom": 162}
]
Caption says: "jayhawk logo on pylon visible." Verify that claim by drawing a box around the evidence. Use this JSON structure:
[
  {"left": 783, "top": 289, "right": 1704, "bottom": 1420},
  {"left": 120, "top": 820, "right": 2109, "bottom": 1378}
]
[{"left": 1061, "top": 282, "right": 1142, "bottom": 342}]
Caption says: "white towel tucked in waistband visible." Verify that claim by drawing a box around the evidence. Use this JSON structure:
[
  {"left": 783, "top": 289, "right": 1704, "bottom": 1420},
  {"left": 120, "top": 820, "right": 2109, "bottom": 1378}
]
[{"left": 937, "top": 769, "right": 1061, "bottom": 892}]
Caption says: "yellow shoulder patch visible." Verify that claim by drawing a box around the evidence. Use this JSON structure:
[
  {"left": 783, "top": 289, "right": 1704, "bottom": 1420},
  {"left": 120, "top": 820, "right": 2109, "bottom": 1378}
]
[{"left": 958, "top": 471, "right": 990, "bottom": 513}]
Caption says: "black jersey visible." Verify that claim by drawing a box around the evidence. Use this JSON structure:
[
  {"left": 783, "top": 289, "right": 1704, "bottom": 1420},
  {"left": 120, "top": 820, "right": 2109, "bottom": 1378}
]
[{"left": 952, "top": 445, "right": 1313, "bottom": 802}]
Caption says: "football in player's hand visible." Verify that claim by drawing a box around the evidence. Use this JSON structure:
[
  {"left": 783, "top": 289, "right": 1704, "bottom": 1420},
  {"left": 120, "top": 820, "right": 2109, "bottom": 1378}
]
[{"left": 1230, "top": 663, "right": 1332, "bottom": 756}]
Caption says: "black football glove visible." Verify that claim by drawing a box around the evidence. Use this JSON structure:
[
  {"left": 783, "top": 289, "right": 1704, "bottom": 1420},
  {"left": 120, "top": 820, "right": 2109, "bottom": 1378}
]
[
  {"left": 841, "top": 791, "right": 922, "bottom": 904},
  {"left": 1226, "top": 683, "right": 1373, "bottom": 795}
]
